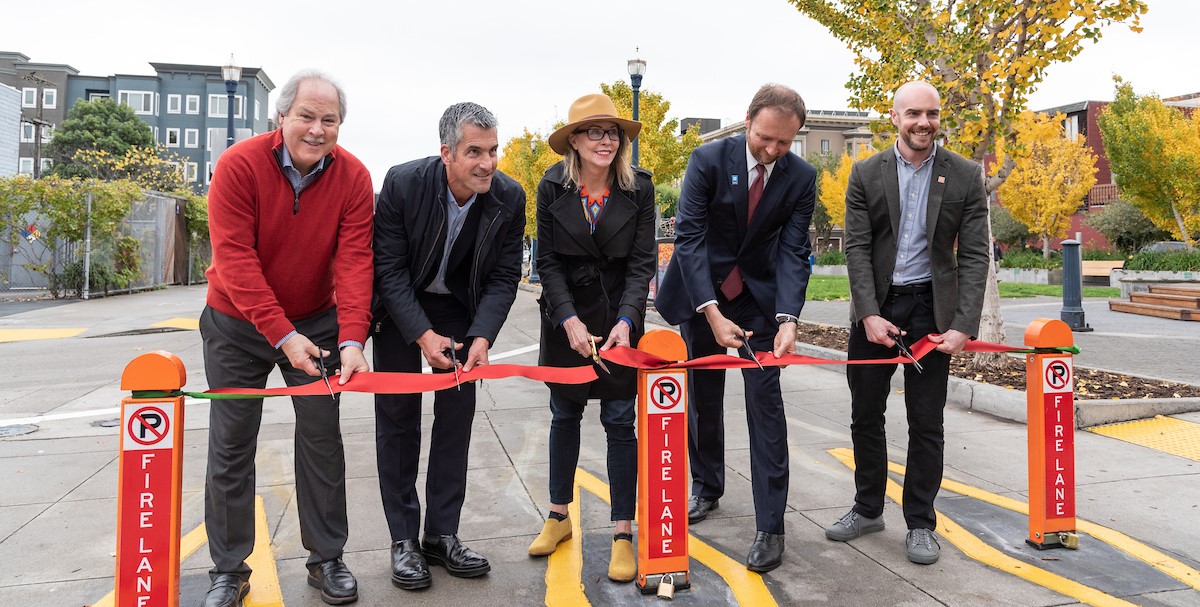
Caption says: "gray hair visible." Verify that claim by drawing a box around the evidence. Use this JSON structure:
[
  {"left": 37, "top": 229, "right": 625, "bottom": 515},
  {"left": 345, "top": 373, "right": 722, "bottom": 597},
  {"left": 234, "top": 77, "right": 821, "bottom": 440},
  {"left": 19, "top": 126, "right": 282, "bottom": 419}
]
[
  {"left": 276, "top": 69, "right": 348, "bottom": 121},
  {"left": 439, "top": 102, "right": 498, "bottom": 152}
]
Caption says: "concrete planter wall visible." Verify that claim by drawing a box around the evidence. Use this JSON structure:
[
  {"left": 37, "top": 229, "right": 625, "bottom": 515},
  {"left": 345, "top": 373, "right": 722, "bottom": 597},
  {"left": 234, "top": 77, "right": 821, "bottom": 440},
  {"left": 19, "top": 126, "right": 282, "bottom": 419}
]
[
  {"left": 996, "top": 267, "right": 1063, "bottom": 285},
  {"left": 1113, "top": 270, "right": 1200, "bottom": 297},
  {"left": 811, "top": 265, "right": 849, "bottom": 276}
]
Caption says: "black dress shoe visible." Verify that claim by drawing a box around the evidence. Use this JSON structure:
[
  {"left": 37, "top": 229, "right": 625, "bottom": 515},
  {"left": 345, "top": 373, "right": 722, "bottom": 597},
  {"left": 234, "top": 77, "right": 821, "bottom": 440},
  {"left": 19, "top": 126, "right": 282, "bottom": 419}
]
[
  {"left": 687, "top": 496, "right": 720, "bottom": 524},
  {"left": 422, "top": 534, "right": 491, "bottom": 578},
  {"left": 307, "top": 557, "right": 359, "bottom": 605},
  {"left": 390, "top": 539, "right": 432, "bottom": 590},
  {"left": 746, "top": 531, "right": 784, "bottom": 573},
  {"left": 203, "top": 574, "right": 249, "bottom": 607}
]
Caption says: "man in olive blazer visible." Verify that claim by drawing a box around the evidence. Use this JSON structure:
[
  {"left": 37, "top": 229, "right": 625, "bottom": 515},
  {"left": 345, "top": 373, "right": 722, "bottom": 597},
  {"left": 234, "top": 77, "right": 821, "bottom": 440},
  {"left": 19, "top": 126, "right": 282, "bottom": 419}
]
[{"left": 826, "top": 81, "right": 989, "bottom": 566}]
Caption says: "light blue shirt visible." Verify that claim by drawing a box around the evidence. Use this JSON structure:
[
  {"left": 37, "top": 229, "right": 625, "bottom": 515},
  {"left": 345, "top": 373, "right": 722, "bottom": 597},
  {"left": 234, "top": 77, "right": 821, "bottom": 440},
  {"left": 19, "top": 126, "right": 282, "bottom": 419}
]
[
  {"left": 426, "top": 186, "right": 477, "bottom": 294},
  {"left": 891, "top": 143, "right": 936, "bottom": 286}
]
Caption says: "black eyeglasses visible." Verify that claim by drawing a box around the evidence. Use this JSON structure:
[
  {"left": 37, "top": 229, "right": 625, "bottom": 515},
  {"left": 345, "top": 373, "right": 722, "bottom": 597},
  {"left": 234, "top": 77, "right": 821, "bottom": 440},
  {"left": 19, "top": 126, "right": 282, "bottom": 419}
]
[{"left": 573, "top": 126, "right": 622, "bottom": 141}]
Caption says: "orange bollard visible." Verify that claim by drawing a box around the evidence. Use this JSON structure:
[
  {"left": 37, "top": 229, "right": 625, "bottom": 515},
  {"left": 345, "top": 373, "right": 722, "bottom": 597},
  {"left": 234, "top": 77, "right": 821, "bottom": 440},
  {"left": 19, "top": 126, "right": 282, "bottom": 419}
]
[
  {"left": 115, "top": 351, "right": 187, "bottom": 607},
  {"left": 636, "top": 329, "right": 691, "bottom": 596},
  {"left": 1024, "top": 319, "right": 1080, "bottom": 550}
]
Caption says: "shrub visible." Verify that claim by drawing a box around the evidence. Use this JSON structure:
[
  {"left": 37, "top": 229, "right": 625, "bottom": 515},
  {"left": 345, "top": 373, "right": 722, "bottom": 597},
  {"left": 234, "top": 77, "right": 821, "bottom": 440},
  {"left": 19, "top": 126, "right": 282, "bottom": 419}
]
[
  {"left": 1123, "top": 250, "right": 1200, "bottom": 272},
  {"left": 1000, "top": 249, "right": 1062, "bottom": 269},
  {"left": 1082, "top": 248, "right": 1124, "bottom": 260},
  {"left": 1084, "top": 200, "right": 1170, "bottom": 254},
  {"left": 990, "top": 205, "right": 1031, "bottom": 247},
  {"left": 814, "top": 249, "right": 846, "bottom": 265}
]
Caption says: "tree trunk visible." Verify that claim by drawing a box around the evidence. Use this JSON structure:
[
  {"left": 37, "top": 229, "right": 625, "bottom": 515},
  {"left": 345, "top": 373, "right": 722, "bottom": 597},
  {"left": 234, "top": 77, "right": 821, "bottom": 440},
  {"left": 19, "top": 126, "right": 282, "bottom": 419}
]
[
  {"left": 1170, "top": 202, "right": 1193, "bottom": 249},
  {"left": 969, "top": 177, "right": 1007, "bottom": 372},
  {"left": 1042, "top": 234, "right": 1051, "bottom": 258}
]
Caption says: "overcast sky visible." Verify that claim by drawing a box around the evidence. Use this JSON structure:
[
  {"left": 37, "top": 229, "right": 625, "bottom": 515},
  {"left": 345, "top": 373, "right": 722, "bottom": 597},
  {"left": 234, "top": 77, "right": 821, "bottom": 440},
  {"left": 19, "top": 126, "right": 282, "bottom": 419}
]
[{"left": 7, "top": 0, "right": 1191, "bottom": 189}]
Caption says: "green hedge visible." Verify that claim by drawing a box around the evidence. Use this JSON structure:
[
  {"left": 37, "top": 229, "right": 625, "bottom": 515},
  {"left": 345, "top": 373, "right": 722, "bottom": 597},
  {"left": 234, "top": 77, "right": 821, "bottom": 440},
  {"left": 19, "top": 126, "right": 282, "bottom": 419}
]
[
  {"left": 1000, "top": 250, "right": 1062, "bottom": 269},
  {"left": 814, "top": 249, "right": 846, "bottom": 265},
  {"left": 1123, "top": 250, "right": 1200, "bottom": 272}
]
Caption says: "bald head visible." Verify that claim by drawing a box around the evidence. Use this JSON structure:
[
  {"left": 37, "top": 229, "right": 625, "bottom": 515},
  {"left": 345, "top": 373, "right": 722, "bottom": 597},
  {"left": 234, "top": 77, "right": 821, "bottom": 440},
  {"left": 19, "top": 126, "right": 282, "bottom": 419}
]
[
  {"left": 890, "top": 81, "right": 941, "bottom": 162},
  {"left": 893, "top": 81, "right": 940, "bottom": 111}
]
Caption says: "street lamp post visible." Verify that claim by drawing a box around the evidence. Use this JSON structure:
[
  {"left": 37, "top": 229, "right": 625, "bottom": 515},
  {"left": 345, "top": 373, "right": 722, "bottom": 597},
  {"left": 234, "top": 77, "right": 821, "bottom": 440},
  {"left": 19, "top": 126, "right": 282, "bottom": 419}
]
[
  {"left": 626, "top": 53, "right": 646, "bottom": 167},
  {"left": 221, "top": 55, "right": 241, "bottom": 151}
]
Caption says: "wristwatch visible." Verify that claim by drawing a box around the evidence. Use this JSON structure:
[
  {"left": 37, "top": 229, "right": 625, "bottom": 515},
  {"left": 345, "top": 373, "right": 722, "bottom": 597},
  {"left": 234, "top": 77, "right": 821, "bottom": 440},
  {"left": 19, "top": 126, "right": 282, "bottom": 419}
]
[{"left": 775, "top": 313, "right": 799, "bottom": 325}]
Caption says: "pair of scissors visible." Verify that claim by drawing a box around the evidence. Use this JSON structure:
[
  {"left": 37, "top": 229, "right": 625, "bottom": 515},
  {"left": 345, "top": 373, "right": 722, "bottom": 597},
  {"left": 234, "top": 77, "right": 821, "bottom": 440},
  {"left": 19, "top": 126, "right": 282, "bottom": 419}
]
[
  {"left": 889, "top": 332, "right": 924, "bottom": 373},
  {"left": 442, "top": 336, "right": 462, "bottom": 390},
  {"left": 590, "top": 336, "right": 612, "bottom": 375},
  {"left": 314, "top": 354, "right": 336, "bottom": 399},
  {"left": 736, "top": 331, "right": 765, "bottom": 371}
]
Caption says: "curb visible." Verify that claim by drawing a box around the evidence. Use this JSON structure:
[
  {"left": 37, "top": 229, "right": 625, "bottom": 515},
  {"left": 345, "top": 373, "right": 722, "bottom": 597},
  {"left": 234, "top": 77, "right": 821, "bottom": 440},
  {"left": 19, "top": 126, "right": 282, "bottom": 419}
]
[{"left": 520, "top": 282, "right": 1200, "bottom": 428}]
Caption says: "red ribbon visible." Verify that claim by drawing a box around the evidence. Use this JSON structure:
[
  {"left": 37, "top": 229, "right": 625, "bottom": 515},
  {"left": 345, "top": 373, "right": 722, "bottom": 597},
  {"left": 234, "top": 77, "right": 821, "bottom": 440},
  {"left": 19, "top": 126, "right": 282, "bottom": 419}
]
[
  {"left": 204, "top": 363, "right": 598, "bottom": 397},
  {"left": 599, "top": 336, "right": 1026, "bottom": 371}
]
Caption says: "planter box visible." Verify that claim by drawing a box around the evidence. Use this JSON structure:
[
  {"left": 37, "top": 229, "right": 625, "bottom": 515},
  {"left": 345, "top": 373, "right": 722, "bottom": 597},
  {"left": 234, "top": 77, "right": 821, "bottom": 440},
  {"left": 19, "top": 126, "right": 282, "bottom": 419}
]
[
  {"left": 1113, "top": 270, "right": 1200, "bottom": 298},
  {"left": 996, "top": 267, "right": 1063, "bottom": 285},
  {"left": 811, "top": 264, "right": 848, "bottom": 276}
]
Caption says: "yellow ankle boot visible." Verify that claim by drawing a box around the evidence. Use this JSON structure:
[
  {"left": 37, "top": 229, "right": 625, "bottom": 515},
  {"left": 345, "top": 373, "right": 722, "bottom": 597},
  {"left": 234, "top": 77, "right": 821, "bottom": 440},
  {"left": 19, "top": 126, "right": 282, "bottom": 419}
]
[
  {"left": 528, "top": 517, "right": 572, "bottom": 556},
  {"left": 608, "top": 534, "right": 637, "bottom": 582}
]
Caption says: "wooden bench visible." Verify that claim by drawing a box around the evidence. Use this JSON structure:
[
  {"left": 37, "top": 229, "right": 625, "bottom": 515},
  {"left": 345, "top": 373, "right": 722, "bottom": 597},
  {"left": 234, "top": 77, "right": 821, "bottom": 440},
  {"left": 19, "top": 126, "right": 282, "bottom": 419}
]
[{"left": 1081, "top": 260, "right": 1125, "bottom": 286}]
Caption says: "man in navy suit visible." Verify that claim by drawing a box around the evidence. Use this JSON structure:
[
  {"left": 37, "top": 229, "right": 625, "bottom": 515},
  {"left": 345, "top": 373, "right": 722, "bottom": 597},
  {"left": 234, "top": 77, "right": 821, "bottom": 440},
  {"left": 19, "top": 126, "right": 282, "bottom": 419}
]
[{"left": 655, "top": 84, "right": 816, "bottom": 573}]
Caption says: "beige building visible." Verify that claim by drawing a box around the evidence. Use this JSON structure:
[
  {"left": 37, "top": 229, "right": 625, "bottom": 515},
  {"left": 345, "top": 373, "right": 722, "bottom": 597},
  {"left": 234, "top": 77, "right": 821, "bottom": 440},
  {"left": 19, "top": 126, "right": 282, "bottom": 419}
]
[{"left": 691, "top": 109, "right": 876, "bottom": 157}]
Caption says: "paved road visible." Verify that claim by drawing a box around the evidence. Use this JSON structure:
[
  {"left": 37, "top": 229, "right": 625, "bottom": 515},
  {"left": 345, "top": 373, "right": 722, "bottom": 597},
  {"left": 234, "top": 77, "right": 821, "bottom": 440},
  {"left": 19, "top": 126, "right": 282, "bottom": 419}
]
[{"left": 1, "top": 286, "right": 1199, "bottom": 606}]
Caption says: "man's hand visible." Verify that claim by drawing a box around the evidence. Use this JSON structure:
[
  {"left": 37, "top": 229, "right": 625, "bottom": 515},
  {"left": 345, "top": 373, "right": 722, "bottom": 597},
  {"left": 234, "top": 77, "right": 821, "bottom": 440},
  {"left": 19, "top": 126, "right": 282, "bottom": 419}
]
[
  {"left": 773, "top": 321, "right": 797, "bottom": 358},
  {"left": 600, "top": 321, "right": 631, "bottom": 351},
  {"left": 929, "top": 329, "right": 970, "bottom": 355},
  {"left": 862, "top": 315, "right": 901, "bottom": 347},
  {"left": 703, "top": 305, "right": 751, "bottom": 349},
  {"left": 563, "top": 316, "right": 602, "bottom": 359},
  {"left": 416, "top": 329, "right": 459, "bottom": 370},
  {"left": 337, "top": 346, "right": 369, "bottom": 384},
  {"left": 281, "top": 333, "right": 327, "bottom": 377},
  {"left": 463, "top": 336, "right": 490, "bottom": 372}
]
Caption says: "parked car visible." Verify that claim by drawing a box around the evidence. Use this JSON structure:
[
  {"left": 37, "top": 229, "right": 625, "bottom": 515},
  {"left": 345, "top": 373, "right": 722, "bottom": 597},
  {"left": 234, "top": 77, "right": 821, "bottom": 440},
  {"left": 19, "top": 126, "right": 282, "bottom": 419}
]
[{"left": 1139, "top": 241, "right": 1190, "bottom": 253}]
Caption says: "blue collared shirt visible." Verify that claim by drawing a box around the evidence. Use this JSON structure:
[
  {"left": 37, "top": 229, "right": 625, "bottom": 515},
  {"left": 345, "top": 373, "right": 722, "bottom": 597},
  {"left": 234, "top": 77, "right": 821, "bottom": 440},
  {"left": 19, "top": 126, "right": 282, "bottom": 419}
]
[{"left": 891, "top": 143, "right": 936, "bottom": 286}]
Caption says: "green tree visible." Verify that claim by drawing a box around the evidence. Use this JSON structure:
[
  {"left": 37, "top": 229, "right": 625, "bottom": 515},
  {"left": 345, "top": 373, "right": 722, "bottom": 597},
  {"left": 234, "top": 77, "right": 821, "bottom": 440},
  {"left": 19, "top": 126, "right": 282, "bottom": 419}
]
[
  {"left": 997, "top": 111, "right": 1097, "bottom": 257},
  {"left": 497, "top": 128, "right": 558, "bottom": 239},
  {"left": 989, "top": 204, "right": 1031, "bottom": 247},
  {"left": 48, "top": 98, "right": 155, "bottom": 179},
  {"left": 786, "top": 0, "right": 1145, "bottom": 370},
  {"left": 1085, "top": 199, "right": 1170, "bottom": 253},
  {"left": 1098, "top": 79, "right": 1200, "bottom": 248},
  {"left": 807, "top": 152, "right": 840, "bottom": 252},
  {"left": 599, "top": 81, "right": 703, "bottom": 186},
  {"left": 655, "top": 184, "right": 680, "bottom": 218}
]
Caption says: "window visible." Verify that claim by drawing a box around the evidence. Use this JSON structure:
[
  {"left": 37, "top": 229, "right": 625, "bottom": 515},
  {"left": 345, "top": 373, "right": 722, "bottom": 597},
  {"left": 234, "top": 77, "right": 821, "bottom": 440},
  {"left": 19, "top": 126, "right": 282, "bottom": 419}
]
[
  {"left": 40, "top": 158, "right": 53, "bottom": 173},
  {"left": 1064, "top": 115, "right": 1081, "bottom": 140},
  {"left": 167, "top": 94, "right": 181, "bottom": 114},
  {"left": 790, "top": 140, "right": 804, "bottom": 156},
  {"left": 184, "top": 128, "right": 199, "bottom": 148},
  {"left": 208, "top": 94, "right": 244, "bottom": 118},
  {"left": 21, "top": 88, "right": 36, "bottom": 108},
  {"left": 88, "top": 92, "right": 111, "bottom": 101},
  {"left": 186, "top": 162, "right": 198, "bottom": 183},
  {"left": 186, "top": 95, "right": 200, "bottom": 114},
  {"left": 206, "top": 128, "right": 213, "bottom": 150},
  {"left": 205, "top": 161, "right": 212, "bottom": 184},
  {"left": 154, "top": 93, "right": 160, "bottom": 116},
  {"left": 40, "top": 124, "right": 53, "bottom": 143},
  {"left": 20, "top": 123, "right": 35, "bottom": 143},
  {"left": 18, "top": 158, "right": 33, "bottom": 175},
  {"left": 255, "top": 100, "right": 261, "bottom": 121},
  {"left": 166, "top": 128, "right": 180, "bottom": 147},
  {"left": 820, "top": 139, "right": 831, "bottom": 154},
  {"left": 43, "top": 88, "right": 57, "bottom": 109},
  {"left": 119, "top": 90, "right": 154, "bottom": 114},
  {"left": 154, "top": 127, "right": 159, "bottom": 141}
]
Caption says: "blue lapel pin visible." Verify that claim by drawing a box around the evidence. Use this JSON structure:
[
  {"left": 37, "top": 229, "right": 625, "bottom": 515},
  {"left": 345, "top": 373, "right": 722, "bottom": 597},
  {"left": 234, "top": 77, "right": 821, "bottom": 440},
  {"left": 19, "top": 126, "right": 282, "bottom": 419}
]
[{"left": 731, "top": 175, "right": 739, "bottom": 186}]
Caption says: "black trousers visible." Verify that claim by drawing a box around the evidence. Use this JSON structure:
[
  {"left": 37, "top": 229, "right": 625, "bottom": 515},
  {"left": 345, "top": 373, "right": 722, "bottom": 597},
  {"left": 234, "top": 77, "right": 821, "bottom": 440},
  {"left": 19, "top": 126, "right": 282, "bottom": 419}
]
[
  {"left": 846, "top": 288, "right": 951, "bottom": 530},
  {"left": 680, "top": 292, "right": 789, "bottom": 534},
  {"left": 373, "top": 293, "right": 476, "bottom": 540},
  {"left": 200, "top": 306, "right": 347, "bottom": 580}
]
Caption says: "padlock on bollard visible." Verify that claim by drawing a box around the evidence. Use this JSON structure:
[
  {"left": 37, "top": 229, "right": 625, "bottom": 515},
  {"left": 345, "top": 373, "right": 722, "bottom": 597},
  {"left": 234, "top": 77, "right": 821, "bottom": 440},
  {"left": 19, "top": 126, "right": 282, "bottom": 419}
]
[{"left": 656, "top": 573, "right": 675, "bottom": 600}]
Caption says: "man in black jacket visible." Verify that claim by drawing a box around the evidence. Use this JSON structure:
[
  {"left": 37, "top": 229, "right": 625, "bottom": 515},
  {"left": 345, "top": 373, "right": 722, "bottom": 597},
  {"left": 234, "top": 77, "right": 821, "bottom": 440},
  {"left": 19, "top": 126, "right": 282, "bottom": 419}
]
[{"left": 372, "top": 102, "right": 526, "bottom": 591}]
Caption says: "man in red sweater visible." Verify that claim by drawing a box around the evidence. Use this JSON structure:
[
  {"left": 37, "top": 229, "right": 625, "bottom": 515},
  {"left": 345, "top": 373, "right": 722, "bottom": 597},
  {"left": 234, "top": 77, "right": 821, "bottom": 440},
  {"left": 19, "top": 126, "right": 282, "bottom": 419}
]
[{"left": 200, "top": 70, "right": 373, "bottom": 607}]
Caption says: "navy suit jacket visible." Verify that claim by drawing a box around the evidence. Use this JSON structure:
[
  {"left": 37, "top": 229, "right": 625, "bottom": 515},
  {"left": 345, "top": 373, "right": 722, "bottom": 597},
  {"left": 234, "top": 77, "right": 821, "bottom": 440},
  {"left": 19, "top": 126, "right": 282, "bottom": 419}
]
[{"left": 656, "top": 134, "right": 817, "bottom": 325}]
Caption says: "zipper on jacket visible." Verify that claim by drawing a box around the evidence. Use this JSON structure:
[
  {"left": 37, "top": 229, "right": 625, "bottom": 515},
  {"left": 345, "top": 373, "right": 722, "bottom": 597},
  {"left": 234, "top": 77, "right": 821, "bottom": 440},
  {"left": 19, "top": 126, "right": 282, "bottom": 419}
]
[
  {"left": 293, "top": 192, "right": 300, "bottom": 215},
  {"left": 416, "top": 200, "right": 447, "bottom": 285},
  {"left": 468, "top": 211, "right": 502, "bottom": 310}
]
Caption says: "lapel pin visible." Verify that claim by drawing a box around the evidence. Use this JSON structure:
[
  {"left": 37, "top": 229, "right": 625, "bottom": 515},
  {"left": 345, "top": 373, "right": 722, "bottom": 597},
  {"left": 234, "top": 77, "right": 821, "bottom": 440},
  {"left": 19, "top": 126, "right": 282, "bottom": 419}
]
[
  {"left": 937, "top": 176, "right": 946, "bottom": 184},
  {"left": 731, "top": 175, "right": 739, "bottom": 186}
]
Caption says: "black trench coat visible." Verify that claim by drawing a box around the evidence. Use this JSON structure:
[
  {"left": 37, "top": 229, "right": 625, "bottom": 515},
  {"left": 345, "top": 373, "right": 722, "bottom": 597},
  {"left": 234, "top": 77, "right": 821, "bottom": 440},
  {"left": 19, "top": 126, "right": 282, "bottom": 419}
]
[{"left": 536, "top": 161, "right": 656, "bottom": 401}]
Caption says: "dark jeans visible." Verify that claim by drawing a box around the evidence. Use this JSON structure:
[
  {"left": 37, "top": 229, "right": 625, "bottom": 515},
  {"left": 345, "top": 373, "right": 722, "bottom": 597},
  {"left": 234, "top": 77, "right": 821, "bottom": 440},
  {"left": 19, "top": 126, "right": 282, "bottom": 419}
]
[
  {"left": 846, "top": 288, "right": 951, "bottom": 530},
  {"left": 200, "top": 305, "right": 347, "bottom": 579},
  {"left": 548, "top": 393, "right": 637, "bottom": 521}
]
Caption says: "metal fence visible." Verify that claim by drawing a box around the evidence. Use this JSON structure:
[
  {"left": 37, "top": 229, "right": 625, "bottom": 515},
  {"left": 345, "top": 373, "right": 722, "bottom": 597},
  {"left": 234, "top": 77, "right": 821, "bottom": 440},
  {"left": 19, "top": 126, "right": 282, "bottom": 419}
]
[{"left": 1, "top": 191, "right": 208, "bottom": 298}]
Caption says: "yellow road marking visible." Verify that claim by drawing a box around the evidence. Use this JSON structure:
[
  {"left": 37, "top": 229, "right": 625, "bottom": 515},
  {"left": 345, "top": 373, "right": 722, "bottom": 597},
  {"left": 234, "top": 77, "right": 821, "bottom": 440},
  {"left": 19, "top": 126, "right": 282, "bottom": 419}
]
[
  {"left": 869, "top": 450, "right": 1200, "bottom": 591},
  {"left": 90, "top": 497, "right": 283, "bottom": 607},
  {"left": 152, "top": 318, "right": 200, "bottom": 331},
  {"left": 827, "top": 448, "right": 1136, "bottom": 607},
  {"left": 0, "top": 328, "right": 85, "bottom": 343},
  {"left": 573, "top": 467, "right": 778, "bottom": 607},
  {"left": 1089, "top": 416, "right": 1200, "bottom": 463},
  {"left": 545, "top": 478, "right": 589, "bottom": 606}
]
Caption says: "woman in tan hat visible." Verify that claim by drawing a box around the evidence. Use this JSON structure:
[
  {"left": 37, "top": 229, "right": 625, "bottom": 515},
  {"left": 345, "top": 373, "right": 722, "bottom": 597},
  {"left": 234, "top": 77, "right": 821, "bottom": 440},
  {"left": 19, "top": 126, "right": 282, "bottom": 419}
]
[{"left": 527, "top": 93, "right": 656, "bottom": 583}]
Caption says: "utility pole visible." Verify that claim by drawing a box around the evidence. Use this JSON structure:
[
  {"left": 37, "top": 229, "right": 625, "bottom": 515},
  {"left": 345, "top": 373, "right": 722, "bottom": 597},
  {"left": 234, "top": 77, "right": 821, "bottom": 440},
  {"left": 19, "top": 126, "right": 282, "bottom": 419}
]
[{"left": 21, "top": 72, "right": 54, "bottom": 178}]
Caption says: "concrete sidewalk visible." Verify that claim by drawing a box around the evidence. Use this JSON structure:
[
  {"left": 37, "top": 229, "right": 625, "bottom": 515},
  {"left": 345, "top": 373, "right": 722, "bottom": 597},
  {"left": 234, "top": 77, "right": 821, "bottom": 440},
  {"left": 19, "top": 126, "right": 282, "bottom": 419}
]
[{"left": 1, "top": 285, "right": 1198, "bottom": 606}]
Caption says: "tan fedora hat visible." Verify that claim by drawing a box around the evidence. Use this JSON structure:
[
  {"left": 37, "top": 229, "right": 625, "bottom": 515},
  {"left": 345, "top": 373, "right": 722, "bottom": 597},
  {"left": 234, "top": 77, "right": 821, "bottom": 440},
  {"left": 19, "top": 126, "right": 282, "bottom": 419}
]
[{"left": 548, "top": 93, "right": 642, "bottom": 155}]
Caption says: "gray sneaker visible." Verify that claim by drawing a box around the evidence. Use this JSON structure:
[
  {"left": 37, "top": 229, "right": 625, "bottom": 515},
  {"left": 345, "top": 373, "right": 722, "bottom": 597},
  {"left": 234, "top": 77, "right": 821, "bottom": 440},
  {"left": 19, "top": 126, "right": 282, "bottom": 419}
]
[
  {"left": 906, "top": 528, "right": 940, "bottom": 564},
  {"left": 825, "top": 509, "right": 885, "bottom": 541}
]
